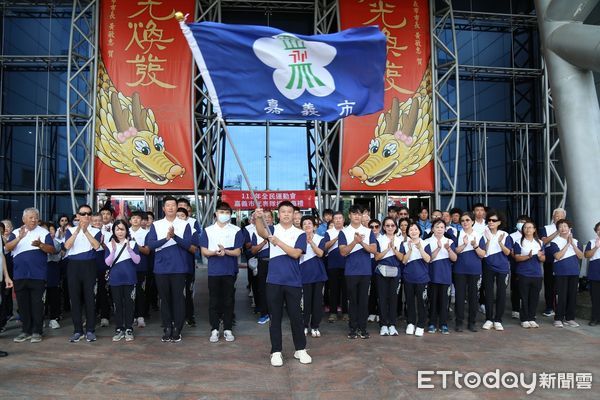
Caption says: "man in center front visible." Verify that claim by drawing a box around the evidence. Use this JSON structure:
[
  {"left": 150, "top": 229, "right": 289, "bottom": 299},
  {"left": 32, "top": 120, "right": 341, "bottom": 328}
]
[{"left": 255, "top": 201, "right": 311, "bottom": 367}]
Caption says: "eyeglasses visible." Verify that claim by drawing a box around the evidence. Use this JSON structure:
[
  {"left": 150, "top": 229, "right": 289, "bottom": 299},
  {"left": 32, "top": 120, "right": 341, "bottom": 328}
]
[
  {"left": 487, "top": 218, "right": 499, "bottom": 223},
  {"left": 78, "top": 212, "right": 92, "bottom": 216},
  {"left": 384, "top": 224, "right": 396, "bottom": 228},
  {"left": 369, "top": 225, "right": 380, "bottom": 229},
  {"left": 460, "top": 219, "right": 471, "bottom": 222}
]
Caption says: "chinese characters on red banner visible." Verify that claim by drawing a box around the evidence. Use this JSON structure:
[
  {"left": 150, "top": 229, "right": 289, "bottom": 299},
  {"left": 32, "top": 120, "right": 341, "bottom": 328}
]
[{"left": 221, "top": 191, "right": 316, "bottom": 210}]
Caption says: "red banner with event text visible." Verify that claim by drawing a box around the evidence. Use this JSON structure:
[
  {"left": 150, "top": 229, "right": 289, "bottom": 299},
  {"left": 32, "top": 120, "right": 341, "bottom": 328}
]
[
  {"left": 95, "top": 0, "right": 194, "bottom": 190},
  {"left": 339, "top": 0, "right": 434, "bottom": 192},
  {"left": 221, "top": 190, "right": 316, "bottom": 210}
]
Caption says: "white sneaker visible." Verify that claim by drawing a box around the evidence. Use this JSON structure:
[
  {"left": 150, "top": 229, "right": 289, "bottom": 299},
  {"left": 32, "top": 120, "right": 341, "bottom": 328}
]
[
  {"left": 209, "top": 329, "right": 219, "bottom": 343},
  {"left": 223, "top": 330, "right": 235, "bottom": 342},
  {"left": 521, "top": 321, "right": 531, "bottom": 329},
  {"left": 310, "top": 329, "right": 317, "bottom": 337},
  {"left": 388, "top": 325, "right": 399, "bottom": 336},
  {"left": 415, "top": 327, "right": 424, "bottom": 337},
  {"left": 367, "top": 314, "right": 376, "bottom": 322},
  {"left": 49, "top": 319, "right": 60, "bottom": 329},
  {"left": 314, "top": 329, "right": 321, "bottom": 337},
  {"left": 405, "top": 323, "right": 415, "bottom": 335},
  {"left": 553, "top": 320, "right": 564, "bottom": 328},
  {"left": 565, "top": 320, "right": 580, "bottom": 327},
  {"left": 380, "top": 326, "right": 389, "bottom": 336},
  {"left": 294, "top": 349, "right": 312, "bottom": 364},
  {"left": 512, "top": 311, "right": 520, "bottom": 319},
  {"left": 270, "top": 352, "right": 283, "bottom": 367},
  {"left": 137, "top": 317, "right": 146, "bottom": 328},
  {"left": 100, "top": 318, "right": 110, "bottom": 327},
  {"left": 494, "top": 322, "right": 504, "bottom": 331},
  {"left": 529, "top": 321, "right": 539, "bottom": 328},
  {"left": 482, "top": 320, "right": 493, "bottom": 330}
]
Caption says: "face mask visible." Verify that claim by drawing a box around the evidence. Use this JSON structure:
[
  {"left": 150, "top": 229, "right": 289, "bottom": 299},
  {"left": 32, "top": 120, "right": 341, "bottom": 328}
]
[
  {"left": 217, "top": 214, "right": 231, "bottom": 224},
  {"left": 516, "top": 222, "right": 524, "bottom": 231}
]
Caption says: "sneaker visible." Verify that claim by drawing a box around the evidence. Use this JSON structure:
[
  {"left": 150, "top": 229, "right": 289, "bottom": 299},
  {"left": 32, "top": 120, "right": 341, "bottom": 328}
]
[
  {"left": 137, "top": 317, "right": 146, "bottom": 328},
  {"left": 565, "top": 320, "right": 580, "bottom": 327},
  {"left": 493, "top": 322, "right": 504, "bottom": 331},
  {"left": 69, "top": 332, "right": 83, "bottom": 342},
  {"left": 367, "top": 314, "right": 376, "bottom": 322},
  {"left": 511, "top": 311, "right": 520, "bottom": 319},
  {"left": 294, "top": 349, "right": 312, "bottom": 364},
  {"left": 553, "top": 320, "right": 564, "bottom": 328},
  {"left": 342, "top": 313, "right": 349, "bottom": 321},
  {"left": 347, "top": 329, "right": 358, "bottom": 339},
  {"left": 224, "top": 330, "right": 235, "bottom": 342},
  {"left": 358, "top": 330, "right": 370, "bottom": 339},
  {"left": 521, "top": 321, "right": 531, "bottom": 329},
  {"left": 270, "top": 352, "right": 283, "bottom": 367},
  {"left": 13, "top": 333, "right": 32, "bottom": 343},
  {"left": 440, "top": 325, "right": 450, "bottom": 335},
  {"left": 415, "top": 327, "right": 424, "bottom": 337},
  {"left": 380, "top": 326, "right": 389, "bottom": 336},
  {"left": 529, "top": 321, "right": 539, "bottom": 328},
  {"left": 388, "top": 325, "right": 399, "bottom": 336},
  {"left": 161, "top": 328, "right": 172, "bottom": 342},
  {"left": 311, "top": 329, "right": 318, "bottom": 338},
  {"left": 85, "top": 332, "right": 97, "bottom": 342},
  {"left": 171, "top": 332, "right": 182, "bottom": 343},
  {"left": 258, "top": 315, "right": 270, "bottom": 324},
  {"left": 455, "top": 324, "right": 464, "bottom": 332},
  {"left": 100, "top": 318, "right": 109, "bottom": 327},
  {"left": 479, "top": 304, "right": 486, "bottom": 314},
  {"left": 314, "top": 329, "right": 321, "bottom": 337},
  {"left": 427, "top": 324, "right": 436, "bottom": 334},
  {"left": 467, "top": 324, "right": 478, "bottom": 333},
  {"left": 125, "top": 329, "right": 134, "bottom": 341},
  {"left": 30, "top": 333, "right": 42, "bottom": 343},
  {"left": 209, "top": 329, "right": 219, "bottom": 343},
  {"left": 186, "top": 318, "right": 197, "bottom": 328},
  {"left": 482, "top": 320, "right": 493, "bottom": 330},
  {"left": 406, "top": 324, "right": 415, "bottom": 335},
  {"left": 112, "top": 329, "right": 125, "bottom": 342},
  {"left": 542, "top": 309, "right": 555, "bottom": 317},
  {"left": 49, "top": 319, "right": 60, "bottom": 329},
  {"left": 328, "top": 313, "right": 336, "bottom": 323}
]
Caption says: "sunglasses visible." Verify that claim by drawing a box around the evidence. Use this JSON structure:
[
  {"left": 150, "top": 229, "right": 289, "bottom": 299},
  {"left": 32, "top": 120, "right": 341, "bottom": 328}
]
[
  {"left": 487, "top": 218, "right": 499, "bottom": 223},
  {"left": 369, "top": 224, "right": 380, "bottom": 229},
  {"left": 384, "top": 224, "right": 396, "bottom": 228},
  {"left": 460, "top": 219, "right": 471, "bottom": 222},
  {"left": 78, "top": 212, "right": 92, "bottom": 216}
]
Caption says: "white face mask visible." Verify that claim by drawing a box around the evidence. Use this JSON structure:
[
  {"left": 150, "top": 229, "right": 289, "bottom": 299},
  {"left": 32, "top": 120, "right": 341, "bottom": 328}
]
[
  {"left": 217, "top": 214, "right": 231, "bottom": 224},
  {"left": 516, "top": 222, "right": 524, "bottom": 231}
]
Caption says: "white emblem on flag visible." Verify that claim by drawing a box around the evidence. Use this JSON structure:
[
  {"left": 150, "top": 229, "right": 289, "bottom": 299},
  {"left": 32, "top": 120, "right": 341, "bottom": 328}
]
[{"left": 253, "top": 33, "right": 336, "bottom": 100}]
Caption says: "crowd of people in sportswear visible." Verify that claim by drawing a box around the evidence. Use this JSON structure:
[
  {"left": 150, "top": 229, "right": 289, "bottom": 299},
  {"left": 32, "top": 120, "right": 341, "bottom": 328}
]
[{"left": 1, "top": 198, "right": 599, "bottom": 368}]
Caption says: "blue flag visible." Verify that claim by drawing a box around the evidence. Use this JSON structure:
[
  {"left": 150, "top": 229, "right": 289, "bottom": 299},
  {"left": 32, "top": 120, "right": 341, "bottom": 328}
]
[{"left": 179, "top": 21, "right": 386, "bottom": 122}]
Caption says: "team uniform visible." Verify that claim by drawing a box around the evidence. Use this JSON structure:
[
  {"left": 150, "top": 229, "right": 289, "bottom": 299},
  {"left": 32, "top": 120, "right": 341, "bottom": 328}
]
[
  {"left": 400, "top": 239, "right": 431, "bottom": 332},
  {"left": 46, "top": 235, "right": 63, "bottom": 325},
  {"left": 480, "top": 230, "right": 513, "bottom": 325},
  {"left": 509, "top": 229, "right": 523, "bottom": 316},
  {"left": 9, "top": 226, "right": 53, "bottom": 339},
  {"left": 324, "top": 227, "right": 347, "bottom": 317},
  {"left": 585, "top": 239, "right": 600, "bottom": 323},
  {"left": 513, "top": 238, "right": 544, "bottom": 324},
  {"left": 453, "top": 230, "right": 483, "bottom": 329},
  {"left": 146, "top": 217, "right": 192, "bottom": 340},
  {"left": 65, "top": 225, "right": 102, "bottom": 339},
  {"left": 426, "top": 236, "right": 455, "bottom": 332},
  {"left": 374, "top": 235, "right": 403, "bottom": 331},
  {"left": 539, "top": 223, "right": 557, "bottom": 313},
  {"left": 339, "top": 224, "right": 376, "bottom": 336},
  {"left": 299, "top": 233, "right": 327, "bottom": 333},
  {"left": 548, "top": 236, "right": 581, "bottom": 323},
  {"left": 252, "top": 226, "right": 274, "bottom": 321},
  {"left": 199, "top": 222, "right": 244, "bottom": 336},
  {"left": 130, "top": 226, "right": 149, "bottom": 322}
]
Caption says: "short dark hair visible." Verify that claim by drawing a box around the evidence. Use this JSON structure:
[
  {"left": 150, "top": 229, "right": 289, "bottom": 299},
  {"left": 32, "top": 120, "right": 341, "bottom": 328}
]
[
  {"left": 397, "top": 206, "right": 409, "bottom": 214},
  {"left": 278, "top": 200, "right": 295, "bottom": 210},
  {"left": 555, "top": 218, "right": 572, "bottom": 230},
  {"left": 432, "top": 219, "right": 446, "bottom": 228},
  {"left": 130, "top": 210, "right": 146, "bottom": 219},
  {"left": 516, "top": 214, "right": 531, "bottom": 222},
  {"left": 78, "top": 204, "right": 92, "bottom": 213},
  {"left": 110, "top": 219, "right": 131, "bottom": 242},
  {"left": 388, "top": 205, "right": 398, "bottom": 213},
  {"left": 301, "top": 215, "right": 315, "bottom": 226},
  {"left": 594, "top": 221, "right": 600, "bottom": 232},
  {"left": 163, "top": 195, "right": 177, "bottom": 205},
  {"left": 146, "top": 211, "right": 155, "bottom": 219},
  {"left": 369, "top": 218, "right": 381, "bottom": 227},
  {"left": 349, "top": 204, "right": 363, "bottom": 214},
  {"left": 176, "top": 207, "right": 189, "bottom": 217},
  {"left": 323, "top": 208, "right": 334, "bottom": 216},
  {"left": 449, "top": 207, "right": 462, "bottom": 215},
  {"left": 293, "top": 206, "right": 301, "bottom": 212},
  {"left": 472, "top": 203, "right": 486, "bottom": 211},
  {"left": 332, "top": 211, "right": 344, "bottom": 219},
  {"left": 177, "top": 197, "right": 191, "bottom": 207},
  {"left": 216, "top": 201, "right": 232, "bottom": 213}
]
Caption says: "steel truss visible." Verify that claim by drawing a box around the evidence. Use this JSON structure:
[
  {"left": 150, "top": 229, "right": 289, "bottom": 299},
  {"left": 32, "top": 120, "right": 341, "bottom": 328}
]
[{"left": 431, "top": 0, "right": 564, "bottom": 223}]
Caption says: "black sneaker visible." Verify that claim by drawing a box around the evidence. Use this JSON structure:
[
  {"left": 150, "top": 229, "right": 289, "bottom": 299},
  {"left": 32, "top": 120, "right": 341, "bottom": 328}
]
[
  {"left": 359, "top": 330, "right": 370, "bottom": 339},
  {"left": 455, "top": 324, "right": 464, "bottom": 332},
  {"left": 171, "top": 327, "right": 182, "bottom": 342},
  {"left": 161, "top": 328, "right": 172, "bottom": 342},
  {"left": 186, "top": 318, "right": 196, "bottom": 328},
  {"left": 467, "top": 324, "right": 478, "bottom": 332},
  {"left": 347, "top": 329, "right": 358, "bottom": 339}
]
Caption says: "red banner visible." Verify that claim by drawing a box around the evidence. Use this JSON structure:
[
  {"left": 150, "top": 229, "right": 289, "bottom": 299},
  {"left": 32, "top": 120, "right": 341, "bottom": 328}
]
[
  {"left": 339, "top": 0, "right": 434, "bottom": 192},
  {"left": 95, "top": 0, "right": 195, "bottom": 190},
  {"left": 221, "top": 190, "right": 316, "bottom": 210}
]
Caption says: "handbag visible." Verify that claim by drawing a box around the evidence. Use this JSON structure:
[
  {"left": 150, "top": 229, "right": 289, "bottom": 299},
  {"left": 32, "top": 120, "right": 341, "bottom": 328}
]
[
  {"left": 377, "top": 264, "right": 398, "bottom": 278},
  {"left": 105, "top": 242, "right": 128, "bottom": 283}
]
